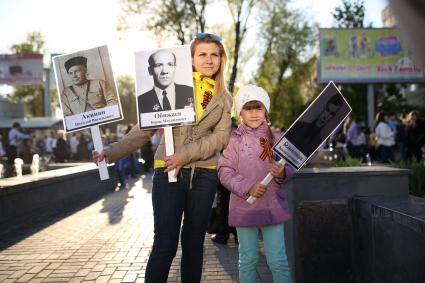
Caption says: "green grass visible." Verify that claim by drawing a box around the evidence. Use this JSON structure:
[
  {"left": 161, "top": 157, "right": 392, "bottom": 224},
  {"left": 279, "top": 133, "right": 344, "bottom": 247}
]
[{"left": 391, "top": 159, "right": 425, "bottom": 196}]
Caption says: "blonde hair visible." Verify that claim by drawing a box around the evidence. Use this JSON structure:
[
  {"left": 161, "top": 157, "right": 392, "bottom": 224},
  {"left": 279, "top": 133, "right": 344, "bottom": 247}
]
[{"left": 190, "top": 36, "right": 228, "bottom": 96}]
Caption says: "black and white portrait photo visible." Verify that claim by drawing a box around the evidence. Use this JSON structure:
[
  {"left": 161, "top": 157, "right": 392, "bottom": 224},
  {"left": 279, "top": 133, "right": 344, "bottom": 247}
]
[
  {"left": 134, "top": 45, "right": 195, "bottom": 129},
  {"left": 53, "top": 45, "right": 122, "bottom": 132},
  {"left": 274, "top": 82, "right": 351, "bottom": 170}
]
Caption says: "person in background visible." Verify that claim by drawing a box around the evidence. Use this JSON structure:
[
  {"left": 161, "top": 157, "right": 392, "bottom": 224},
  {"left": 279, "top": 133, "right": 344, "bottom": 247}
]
[
  {"left": 388, "top": 112, "right": 407, "bottom": 161},
  {"left": 0, "top": 134, "right": 6, "bottom": 159},
  {"left": 374, "top": 111, "right": 395, "bottom": 163},
  {"left": 77, "top": 133, "right": 90, "bottom": 161},
  {"left": 46, "top": 131, "right": 57, "bottom": 159},
  {"left": 69, "top": 133, "right": 79, "bottom": 161},
  {"left": 219, "top": 85, "right": 294, "bottom": 283},
  {"left": 209, "top": 117, "right": 239, "bottom": 245},
  {"left": 344, "top": 114, "right": 361, "bottom": 159},
  {"left": 115, "top": 126, "right": 133, "bottom": 189},
  {"left": 54, "top": 130, "right": 69, "bottom": 163},
  {"left": 7, "top": 122, "right": 31, "bottom": 166},
  {"left": 405, "top": 111, "right": 425, "bottom": 161}
]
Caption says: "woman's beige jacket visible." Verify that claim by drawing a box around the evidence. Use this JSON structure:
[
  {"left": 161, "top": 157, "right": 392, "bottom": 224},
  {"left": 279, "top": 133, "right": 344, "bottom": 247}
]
[{"left": 104, "top": 90, "right": 233, "bottom": 168}]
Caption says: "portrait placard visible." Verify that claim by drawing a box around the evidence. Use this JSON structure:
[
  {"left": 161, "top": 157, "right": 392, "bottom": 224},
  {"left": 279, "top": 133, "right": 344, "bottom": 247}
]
[
  {"left": 52, "top": 45, "right": 123, "bottom": 132},
  {"left": 135, "top": 45, "right": 196, "bottom": 130},
  {"left": 273, "top": 81, "right": 352, "bottom": 170}
]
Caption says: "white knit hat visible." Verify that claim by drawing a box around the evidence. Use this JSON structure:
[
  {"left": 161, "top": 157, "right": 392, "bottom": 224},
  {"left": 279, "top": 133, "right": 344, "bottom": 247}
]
[{"left": 235, "top": 84, "right": 270, "bottom": 115}]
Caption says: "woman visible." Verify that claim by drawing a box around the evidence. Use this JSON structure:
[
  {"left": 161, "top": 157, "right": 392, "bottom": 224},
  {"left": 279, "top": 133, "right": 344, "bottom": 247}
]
[
  {"left": 343, "top": 114, "right": 361, "bottom": 159},
  {"left": 92, "top": 33, "right": 232, "bottom": 283},
  {"left": 406, "top": 111, "right": 425, "bottom": 161},
  {"left": 374, "top": 111, "right": 395, "bottom": 163}
]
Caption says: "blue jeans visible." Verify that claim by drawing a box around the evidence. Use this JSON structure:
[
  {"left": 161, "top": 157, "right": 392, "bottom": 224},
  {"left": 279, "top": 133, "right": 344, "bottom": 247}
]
[
  {"left": 237, "top": 224, "right": 291, "bottom": 283},
  {"left": 145, "top": 168, "right": 218, "bottom": 283}
]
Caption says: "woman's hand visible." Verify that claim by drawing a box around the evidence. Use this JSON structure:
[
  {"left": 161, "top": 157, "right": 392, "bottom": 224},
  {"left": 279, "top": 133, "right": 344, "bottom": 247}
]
[
  {"left": 164, "top": 153, "right": 183, "bottom": 177},
  {"left": 270, "top": 160, "right": 286, "bottom": 179},
  {"left": 249, "top": 183, "right": 266, "bottom": 198},
  {"left": 92, "top": 150, "right": 107, "bottom": 165}
]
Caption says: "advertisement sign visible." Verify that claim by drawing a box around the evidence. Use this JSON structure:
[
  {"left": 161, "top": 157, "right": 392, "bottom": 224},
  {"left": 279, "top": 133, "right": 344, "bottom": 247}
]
[
  {"left": 0, "top": 53, "right": 43, "bottom": 85},
  {"left": 52, "top": 45, "right": 123, "bottom": 132},
  {"left": 135, "top": 45, "right": 196, "bottom": 130},
  {"left": 318, "top": 28, "right": 425, "bottom": 83},
  {"left": 273, "top": 82, "right": 351, "bottom": 170}
]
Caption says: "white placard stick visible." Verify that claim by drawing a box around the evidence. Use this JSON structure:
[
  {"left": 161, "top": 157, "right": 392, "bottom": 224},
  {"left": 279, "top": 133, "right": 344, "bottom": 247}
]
[
  {"left": 246, "top": 159, "right": 286, "bottom": 204},
  {"left": 164, "top": 126, "right": 177, "bottom": 183},
  {"left": 90, "top": 125, "right": 109, "bottom": 180}
]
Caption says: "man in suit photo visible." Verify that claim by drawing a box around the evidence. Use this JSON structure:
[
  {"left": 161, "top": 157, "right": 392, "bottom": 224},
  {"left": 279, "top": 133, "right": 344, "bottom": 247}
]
[{"left": 138, "top": 49, "right": 194, "bottom": 113}]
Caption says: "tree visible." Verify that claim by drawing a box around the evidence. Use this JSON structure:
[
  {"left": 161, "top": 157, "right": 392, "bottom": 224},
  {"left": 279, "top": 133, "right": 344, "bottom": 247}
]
[
  {"left": 332, "top": 0, "right": 365, "bottom": 28},
  {"left": 8, "top": 85, "right": 45, "bottom": 117},
  {"left": 118, "top": 0, "right": 207, "bottom": 44},
  {"left": 226, "top": 0, "right": 255, "bottom": 94},
  {"left": 254, "top": 0, "right": 315, "bottom": 127},
  {"left": 103, "top": 75, "right": 138, "bottom": 132},
  {"left": 10, "top": 32, "right": 45, "bottom": 54}
]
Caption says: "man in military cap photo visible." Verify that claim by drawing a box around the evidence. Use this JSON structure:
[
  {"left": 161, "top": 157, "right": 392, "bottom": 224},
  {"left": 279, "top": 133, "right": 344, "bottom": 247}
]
[{"left": 61, "top": 55, "right": 118, "bottom": 116}]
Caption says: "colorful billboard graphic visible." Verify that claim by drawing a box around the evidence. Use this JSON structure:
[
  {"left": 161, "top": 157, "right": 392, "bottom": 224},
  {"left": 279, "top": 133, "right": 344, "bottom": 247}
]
[{"left": 318, "top": 28, "right": 425, "bottom": 83}]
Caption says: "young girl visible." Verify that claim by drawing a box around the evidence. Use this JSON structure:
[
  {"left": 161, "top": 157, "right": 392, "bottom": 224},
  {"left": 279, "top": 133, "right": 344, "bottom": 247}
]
[{"left": 218, "top": 84, "right": 294, "bottom": 283}]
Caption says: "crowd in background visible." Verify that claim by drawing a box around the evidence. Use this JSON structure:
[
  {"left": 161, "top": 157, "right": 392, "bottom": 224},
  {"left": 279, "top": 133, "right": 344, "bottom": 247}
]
[
  {"left": 1, "top": 109, "right": 423, "bottom": 177},
  {"left": 327, "top": 110, "right": 425, "bottom": 164},
  {"left": 0, "top": 123, "right": 162, "bottom": 178}
]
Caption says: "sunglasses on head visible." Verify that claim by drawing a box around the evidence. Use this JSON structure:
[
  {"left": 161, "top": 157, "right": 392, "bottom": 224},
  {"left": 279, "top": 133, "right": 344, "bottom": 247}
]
[{"left": 194, "top": 33, "right": 222, "bottom": 42}]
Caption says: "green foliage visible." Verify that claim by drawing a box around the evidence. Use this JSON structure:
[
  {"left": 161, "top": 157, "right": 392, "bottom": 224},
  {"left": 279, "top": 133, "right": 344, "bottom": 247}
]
[
  {"left": 375, "top": 83, "right": 421, "bottom": 116},
  {"left": 10, "top": 32, "right": 45, "bottom": 54},
  {"left": 332, "top": 0, "right": 366, "bottom": 28},
  {"left": 226, "top": 0, "right": 256, "bottom": 93},
  {"left": 118, "top": 0, "right": 207, "bottom": 44},
  {"left": 336, "top": 84, "right": 368, "bottom": 123},
  {"left": 330, "top": 156, "right": 363, "bottom": 167},
  {"left": 9, "top": 85, "right": 45, "bottom": 117},
  {"left": 254, "top": 0, "right": 315, "bottom": 128},
  {"left": 392, "top": 159, "right": 425, "bottom": 196},
  {"left": 103, "top": 75, "right": 137, "bottom": 131}
]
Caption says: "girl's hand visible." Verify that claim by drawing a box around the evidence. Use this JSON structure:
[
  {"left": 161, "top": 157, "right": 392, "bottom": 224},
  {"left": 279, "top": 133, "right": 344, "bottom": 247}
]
[
  {"left": 249, "top": 183, "right": 266, "bottom": 198},
  {"left": 92, "top": 150, "right": 107, "bottom": 165},
  {"left": 270, "top": 160, "right": 286, "bottom": 179},
  {"left": 164, "top": 153, "right": 183, "bottom": 177}
]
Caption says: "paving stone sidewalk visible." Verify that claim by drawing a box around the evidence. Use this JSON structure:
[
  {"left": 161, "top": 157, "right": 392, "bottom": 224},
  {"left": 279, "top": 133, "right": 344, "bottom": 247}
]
[{"left": 0, "top": 173, "right": 273, "bottom": 282}]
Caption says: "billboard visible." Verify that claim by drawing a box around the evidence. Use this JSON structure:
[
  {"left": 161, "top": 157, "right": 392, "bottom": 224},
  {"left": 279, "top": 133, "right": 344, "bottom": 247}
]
[
  {"left": 318, "top": 28, "right": 425, "bottom": 83},
  {"left": 0, "top": 53, "right": 44, "bottom": 85}
]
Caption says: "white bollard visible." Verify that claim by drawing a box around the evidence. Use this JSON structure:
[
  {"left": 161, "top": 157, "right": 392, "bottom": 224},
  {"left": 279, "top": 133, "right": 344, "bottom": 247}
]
[
  {"left": 31, "top": 154, "right": 40, "bottom": 174},
  {"left": 14, "top": 158, "right": 24, "bottom": 177}
]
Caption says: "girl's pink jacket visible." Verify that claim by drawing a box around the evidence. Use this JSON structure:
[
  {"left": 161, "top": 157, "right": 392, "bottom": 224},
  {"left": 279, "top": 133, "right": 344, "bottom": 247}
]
[{"left": 218, "top": 122, "right": 294, "bottom": 227}]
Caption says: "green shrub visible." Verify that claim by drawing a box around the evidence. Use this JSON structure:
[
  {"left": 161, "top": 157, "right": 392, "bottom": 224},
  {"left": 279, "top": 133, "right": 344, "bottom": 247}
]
[
  {"left": 330, "top": 156, "right": 362, "bottom": 167},
  {"left": 391, "top": 159, "right": 425, "bottom": 196}
]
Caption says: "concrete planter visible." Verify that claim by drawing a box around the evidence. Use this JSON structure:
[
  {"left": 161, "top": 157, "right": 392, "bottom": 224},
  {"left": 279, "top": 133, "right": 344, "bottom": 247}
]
[
  {"left": 284, "top": 166, "right": 409, "bottom": 283},
  {"left": 0, "top": 163, "right": 117, "bottom": 229}
]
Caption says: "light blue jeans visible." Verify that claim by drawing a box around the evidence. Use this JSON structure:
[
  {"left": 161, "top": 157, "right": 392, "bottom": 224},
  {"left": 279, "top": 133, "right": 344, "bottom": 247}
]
[{"left": 236, "top": 224, "right": 291, "bottom": 283}]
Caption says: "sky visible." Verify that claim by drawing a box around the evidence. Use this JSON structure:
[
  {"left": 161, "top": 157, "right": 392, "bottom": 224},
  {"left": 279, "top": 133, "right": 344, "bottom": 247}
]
[{"left": 0, "top": 0, "right": 389, "bottom": 78}]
